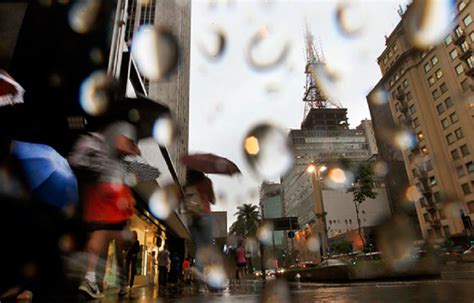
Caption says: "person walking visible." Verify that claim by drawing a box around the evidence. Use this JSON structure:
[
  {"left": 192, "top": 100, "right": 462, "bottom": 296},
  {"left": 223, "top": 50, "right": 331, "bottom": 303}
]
[
  {"left": 182, "top": 257, "right": 191, "bottom": 284},
  {"left": 148, "top": 251, "right": 157, "bottom": 286},
  {"left": 69, "top": 121, "right": 140, "bottom": 299},
  {"left": 158, "top": 245, "right": 171, "bottom": 288},
  {"left": 122, "top": 231, "right": 140, "bottom": 296},
  {"left": 235, "top": 240, "right": 247, "bottom": 281}
]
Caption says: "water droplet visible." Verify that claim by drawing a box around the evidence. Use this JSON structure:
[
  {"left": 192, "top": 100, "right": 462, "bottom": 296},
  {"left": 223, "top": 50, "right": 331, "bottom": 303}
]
[
  {"left": 373, "top": 161, "right": 389, "bottom": 177},
  {"left": 244, "top": 237, "right": 259, "bottom": 256},
  {"left": 79, "top": 71, "right": 112, "bottom": 116},
  {"left": 149, "top": 184, "right": 180, "bottom": 220},
  {"left": 405, "top": 185, "right": 422, "bottom": 202},
  {"left": 405, "top": 0, "right": 456, "bottom": 49},
  {"left": 243, "top": 124, "right": 293, "bottom": 180},
  {"left": 128, "top": 109, "right": 140, "bottom": 123},
  {"left": 131, "top": 25, "right": 179, "bottom": 81},
  {"left": 335, "top": 0, "right": 366, "bottom": 37},
  {"left": 257, "top": 222, "right": 273, "bottom": 245},
  {"left": 197, "top": 27, "right": 226, "bottom": 60},
  {"left": 394, "top": 130, "right": 416, "bottom": 150},
  {"left": 325, "top": 168, "right": 353, "bottom": 189},
  {"left": 246, "top": 26, "right": 290, "bottom": 71},
  {"left": 377, "top": 214, "right": 418, "bottom": 271},
  {"left": 261, "top": 280, "right": 291, "bottom": 303},
  {"left": 308, "top": 63, "right": 342, "bottom": 106},
  {"left": 89, "top": 48, "right": 104, "bottom": 65},
  {"left": 152, "top": 115, "right": 175, "bottom": 146},
  {"left": 205, "top": 265, "right": 227, "bottom": 288},
  {"left": 368, "top": 88, "right": 389, "bottom": 106},
  {"left": 68, "top": 0, "right": 101, "bottom": 34},
  {"left": 306, "top": 235, "right": 320, "bottom": 252}
]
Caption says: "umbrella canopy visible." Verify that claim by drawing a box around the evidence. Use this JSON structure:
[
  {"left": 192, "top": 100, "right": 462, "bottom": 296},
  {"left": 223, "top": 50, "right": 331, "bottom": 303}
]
[
  {"left": 0, "top": 71, "right": 25, "bottom": 107},
  {"left": 181, "top": 153, "right": 241, "bottom": 175},
  {"left": 86, "top": 95, "right": 171, "bottom": 139},
  {"left": 11, "top": 141, "right": 78, "bottom": 209}
]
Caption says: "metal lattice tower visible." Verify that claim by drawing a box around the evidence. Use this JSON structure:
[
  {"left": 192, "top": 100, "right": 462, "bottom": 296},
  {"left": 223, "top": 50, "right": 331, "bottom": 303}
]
[{"left": 302, "top": 24, "right": 341, "bottom": 120}]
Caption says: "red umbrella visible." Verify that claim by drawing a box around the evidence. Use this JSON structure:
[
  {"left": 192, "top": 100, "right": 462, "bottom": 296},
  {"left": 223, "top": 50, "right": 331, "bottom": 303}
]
[{"left": 181, "top": 153, "right": 241, "bottom": 175}]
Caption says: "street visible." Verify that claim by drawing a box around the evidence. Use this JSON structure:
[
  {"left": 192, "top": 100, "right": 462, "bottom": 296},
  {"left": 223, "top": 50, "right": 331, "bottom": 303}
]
[{"left": 98, "top": 279, "right": 474, "bottom": 303}]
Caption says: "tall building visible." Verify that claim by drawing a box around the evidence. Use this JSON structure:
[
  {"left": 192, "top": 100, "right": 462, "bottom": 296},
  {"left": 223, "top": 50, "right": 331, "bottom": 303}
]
[
  {"left": 259, "top": 182, "right": 285, "bottom": 266},
  {"left": 281, "top": 28, "right": 391, "bottom": 256},
  {"left": 124, "top": 0, "right": 191, "bottom": 185},
  {"left": 367, "top": 0, "right": 474, "bottom": 241}
]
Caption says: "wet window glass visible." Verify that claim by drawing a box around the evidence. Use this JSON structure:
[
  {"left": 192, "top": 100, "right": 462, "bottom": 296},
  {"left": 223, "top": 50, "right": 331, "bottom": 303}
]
[
  {"left": 450, "top": 49, "right": 458, "bottom": 60},
  {"left": 464, "top": 15, "right": 472, "bottom": 26}
]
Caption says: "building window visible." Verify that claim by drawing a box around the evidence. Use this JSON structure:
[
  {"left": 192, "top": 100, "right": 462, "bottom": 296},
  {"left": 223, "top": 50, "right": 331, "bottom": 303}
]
[
  {"left": 468, "top": 201, "right": 474, "bottom": 213},
  {"left": 432, "top": 89, "right": 441, "bottom": 99},
  {"left": 467, "top": 162, "right": 474, "bottom": 173},
  {"left": 443, "top": 226, "right": 450, "bottom": 236},
  {"left": 461, "top": 40, "right": 470, "bottom": 52},
  {"left": 435, "top": 69, "right": 443, "bottom": 79},
  {"left": 461, "top": 144, "right": 470, "bottom": 156},
  {"left": 441, "top": 118, "right": 449, "bottom": 129},
  {"left": 417, "top": 131, "right": 424, "bottom": 141},
  {"left": 403, "top": 79, "right": 409, "bottom": 88},
  {"left": 471, "top": 32, "right": 474, "bottom": 42},
  {"left": 456, "top": 63, "right": 465, "bottom": 75},
  {"left": 455, "top": 26, "right": 464, "bottom": 38},
  {"left": 440, "top": 82, "right": 448, "bottom": 93},
  {"left": 413, "top": 117, "right": 420, "bottom": 128},
  {"left": 455, "top": 128, "right": 464, "bottom": 139},
  {"left": 429, "top": 176, "right": 437, "bottom": 186},
  {"left": 447, "top": 133, "right": 455, "bottom": 144},
  {"left": 462, "top": 183, "right": 471, "bottom": 195},
  {"left": 389, "top": 79, "right": 394, "bottom": 87},
  {"left": 409, "top": 104, "right": 416, "bottom": 114},
  {"left": 406, "top": 91, "right": 413, "bottom": 101},
  {"left": 423, "top": 213, "right": 430, "bottom": 222},
  {"left": 457, "top": 166, "right": 466, "bottom": 177},
  {"left": 434, "top": 192, "right": 441, "bottom": 202},
  {"left": 464, "top": 15, "right": 472, "bottom": 27},
  {"left": 436, "top": 103, "right": 445, "bottom": 114},
  {"left": 412, "top": 168, "right": 418, "bottom": 178},
  {"left": 450, "top": 112, "right": 459, "bottom": 123},
  {"left": 468, "top": 56, "right": 474, "bottom": 68},
  {"left": 444, "top": 96, "right": 453, "bottom": 108},
  {"left": 428, "top": 76, "right": 436, "bottom": 86},
  {"left": 421, "top": 146, "right": 429, "bottom": 155},
  {"left": 388, "top": 50, "right": 393, "bottom": 58},
  {"left": 450, "top": 49, "right": 458, "bottom": 60},
  {"left": 424, "top": 63, "right": 431, "bottom": 73},
  {"left": 445, "top": 35, "right": 453, "bottom": 45},
  {"left": 395, "top": 73, "right": 400, "bottom": 81},
  {"left": 461, "top": 79, "right": 470, "bottom": 90},
  {"left": 452, "top": 149, "right": 460, "bottom": 160},
  {"left": 431, "top": 55, "right": 439, "bottom": 65}
]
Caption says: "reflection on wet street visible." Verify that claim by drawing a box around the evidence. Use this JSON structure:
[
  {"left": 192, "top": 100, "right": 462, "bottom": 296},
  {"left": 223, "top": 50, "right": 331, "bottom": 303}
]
[{"left": 99, "top": 280, "right": 474, "bottom": 303}]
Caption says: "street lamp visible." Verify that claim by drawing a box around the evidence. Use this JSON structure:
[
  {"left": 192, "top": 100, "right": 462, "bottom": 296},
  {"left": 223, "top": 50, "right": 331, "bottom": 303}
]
[{"left": 306, "top": 162, "right": 329, "bottom": 258}]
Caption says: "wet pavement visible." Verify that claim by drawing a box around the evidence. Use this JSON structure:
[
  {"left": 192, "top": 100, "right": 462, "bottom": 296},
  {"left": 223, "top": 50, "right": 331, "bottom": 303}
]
[{"left": 97, "top": 279, "right": 474, "bottom": 303}]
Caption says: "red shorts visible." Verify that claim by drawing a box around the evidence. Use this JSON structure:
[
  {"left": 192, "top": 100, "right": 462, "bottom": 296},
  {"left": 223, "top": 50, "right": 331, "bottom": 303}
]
[{"left": 83, "top": 183, "right": 135, "bottom": 224}]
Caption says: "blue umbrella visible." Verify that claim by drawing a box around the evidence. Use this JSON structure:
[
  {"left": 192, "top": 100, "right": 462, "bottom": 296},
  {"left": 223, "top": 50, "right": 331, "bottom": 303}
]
[{"left": 12, "top": 141, "right": 78, "bottom": 209}]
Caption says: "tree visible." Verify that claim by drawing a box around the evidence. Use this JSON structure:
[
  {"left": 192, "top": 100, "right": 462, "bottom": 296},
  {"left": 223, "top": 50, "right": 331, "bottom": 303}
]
[
  {"left": 229, "top": 203, "right": 261, "bottom": 237},
  {"left": 347, "top": 162, "right": 378, "bottom": 249}
]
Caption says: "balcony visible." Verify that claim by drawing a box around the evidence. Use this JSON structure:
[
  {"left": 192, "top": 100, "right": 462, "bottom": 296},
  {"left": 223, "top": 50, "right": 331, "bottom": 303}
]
[
  {"left": 454, "top": 31, "right": 466, "bottom": 45},
  {"left": 459, "top": 44, "right": 474, "bottom": 60}
]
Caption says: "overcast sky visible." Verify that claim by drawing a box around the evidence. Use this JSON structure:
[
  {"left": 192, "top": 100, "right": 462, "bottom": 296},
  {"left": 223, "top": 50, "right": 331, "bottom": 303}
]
[{"left": 188, "top": 0, "right": 408, "bottom": 229}]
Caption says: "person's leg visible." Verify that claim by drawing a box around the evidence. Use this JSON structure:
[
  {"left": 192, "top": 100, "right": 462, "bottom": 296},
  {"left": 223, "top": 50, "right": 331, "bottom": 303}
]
[
  {"left": 130, "top": 258, "right": 137, "bottom": 287},
  {"left": 79, "top": 230, "right": 109, "bottom": 298}
]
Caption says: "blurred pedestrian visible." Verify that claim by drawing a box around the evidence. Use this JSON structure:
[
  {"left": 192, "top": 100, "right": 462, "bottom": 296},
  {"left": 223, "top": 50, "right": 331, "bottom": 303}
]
[
  {"left": 182, "top": 257, "right": 191, "bottom": 283},
  {"left": 148, "top": 251, "right": 157, "bottom": 286},
  {"left": 69, "top": 121, "right": 140, "bottom": 299},
  {"left": 168, "top": 253, "right": 181, "bottom": 284},
  {"left": 121, "top": 230, "right": 140, "bottom": 296},
  {"left": 235, "top": 240, "right": 247, "bottom": 281},
  {"left": 158, "top": 244, "right": 171, "bottom": 288}
]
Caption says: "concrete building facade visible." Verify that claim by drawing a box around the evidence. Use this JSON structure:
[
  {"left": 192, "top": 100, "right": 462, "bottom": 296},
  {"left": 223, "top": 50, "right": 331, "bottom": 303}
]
[{"left": 368, "top": 0, "right": 474, "bottom": 241}]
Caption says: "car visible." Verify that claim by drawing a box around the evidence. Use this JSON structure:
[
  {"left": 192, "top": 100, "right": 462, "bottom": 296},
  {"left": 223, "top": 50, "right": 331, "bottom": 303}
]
[
  {"left": 318, "top": 259, "right": 347, "bottom": 267},
  {"left": 265, "top": 269, "right": 276, "bottom": 277},
  {"left": 276, "top": 268, "right": 286, "bottom": 274},
  {"left": 254, "top": 270, "right": 263, "bottom": 277}
]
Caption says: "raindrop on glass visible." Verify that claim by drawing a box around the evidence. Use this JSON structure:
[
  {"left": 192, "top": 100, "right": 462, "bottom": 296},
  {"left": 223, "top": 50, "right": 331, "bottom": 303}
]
[
  {"left": 405, "top": 185, "right": 422, "bottom": 202},
  {"left": 404, "top": 0, "right": 456, "bottom": 49},
  {"left": 149, "top": 184, "right": 179, "bottom": 220},
  {"left": 243, "top": 123, "right": 294, "bottom": 180},
  {"left": 257, "top": 222, "right": 273, "bottom": 245},
  {"left": 79, "top": 71, "right": 112, "bottom": 116},
  {"left": 335, "top": 0, "right": 366, "bottom": 37},
  {"left": 368, "top": 88, "right": 389, "bottom": 106},
  {"left": 394, "top": 130, "right": 416, "bottom": 150},
  {"left": 306, "top": 235, "right": 321, "bottom": 253},
  {"left": 205, "top": 265, "right": 227, "bottom": 289},
  {"left": 373, "top": 161, "right": 389, "bottom": 178},
  {"left": 68, "top": 0, "right": 101, "bottom": 34},
  {"left": 309, "top": 63, "right": 342, "bottom": 106},
  {"left": 377, "top": 214, "right": 418, "bottom": 271},
  {"left": 197, "top": 27, "right": 226, "bottom": 60},
  {"left": 246, "top": 26, "right": 290, "bottom": 71},
  {"left": 325, "top": 167, "right": 353, "bottom": 189},
  {"left": 89, "top": 48, "right": 104, "bottom": 65},
  {"left": 131, "top": 25, "right": 179, "bottom": 81},
  {"left": 152, "top": 115, "right": 175, "bottom": 147}
]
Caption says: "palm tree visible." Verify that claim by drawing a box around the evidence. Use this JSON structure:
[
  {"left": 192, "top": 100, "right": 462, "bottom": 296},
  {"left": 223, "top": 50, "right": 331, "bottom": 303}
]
[{"left": 229, "top": 203, "right": 261, "bottom": 237}]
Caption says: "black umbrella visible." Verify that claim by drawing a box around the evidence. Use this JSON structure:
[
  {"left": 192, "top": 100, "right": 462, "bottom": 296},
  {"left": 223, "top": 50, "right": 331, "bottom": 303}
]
[{"left": 86, "top": 95, "right": 171, "bottom": 139}]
